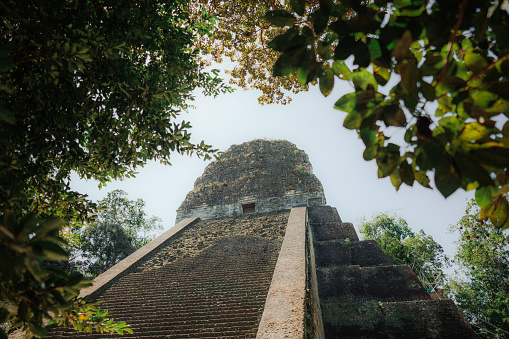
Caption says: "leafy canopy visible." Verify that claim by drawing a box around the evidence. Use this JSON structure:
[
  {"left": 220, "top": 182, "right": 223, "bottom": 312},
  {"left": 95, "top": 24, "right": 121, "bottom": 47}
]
[
  {"left": 192, "top": 0, "right": 314, "bottom": 104},
  {"left": 448, "top": 200, "right": 509, "bottom": 338},
  {"left": 75, "top": 190, "right": 163, "bottom": 277},
  {"left": 359, "top": 213, "right": 449, "bottom": 289},
  {"left": 0, "top": 0, "right": 230, "bottom": 337},
  {"left": 266, "top": 0, "right": 509, "bottom": 229}
]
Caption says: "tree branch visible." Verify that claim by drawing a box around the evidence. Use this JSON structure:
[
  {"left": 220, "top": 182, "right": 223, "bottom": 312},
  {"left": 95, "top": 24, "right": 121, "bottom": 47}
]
[{"left": 436, "top": 0, "right": 469, "bottom": 86}]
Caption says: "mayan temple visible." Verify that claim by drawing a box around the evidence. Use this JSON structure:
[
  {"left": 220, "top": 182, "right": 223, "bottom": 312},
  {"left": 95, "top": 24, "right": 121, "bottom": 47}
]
[{"left": 45, "top": 139, "right": 476, "bottom": 338}]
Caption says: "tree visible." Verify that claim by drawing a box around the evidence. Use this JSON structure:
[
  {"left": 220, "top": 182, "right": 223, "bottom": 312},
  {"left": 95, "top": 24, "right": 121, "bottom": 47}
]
[
  {"left": 359, "top": 213, "right": 450, "bottom": 290},
  {"left": 76, "top": 190, "right": 163, "bottom": 277},
  {"left": 0, "top": 0, "right": 230, "bottom": 337},
  {"left": 265, "top": 0, "right": 509, "bottom": 229},
  {"left": 447, "top": 200, "right": 509, "bottom": 338},
  {"left": 191, "top": 0, "right": 317, "bottom": 105}
]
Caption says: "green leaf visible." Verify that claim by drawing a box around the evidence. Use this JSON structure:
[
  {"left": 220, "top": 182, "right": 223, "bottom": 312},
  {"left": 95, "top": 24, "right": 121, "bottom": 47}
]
[
  {"left": 435, "top": 162, "right": 461, "bottom": 198},
  {"left": 331, "top": 61, "right": 351, "bottom": 80},
  {"left": 368, "top": 38, "right": 382, "bottom": 60},
  {"left": 464, "top": 52, "right": 489, "bottom": 73},
  {"left": 319, "top": 67, "right": 334, "bottom": 96},
  {"left": 416, "top": 140, "right": 445, "bottom": 171},
  {"left": 381, "top": 105, "right": 406, "bottom": 127},
  {"left": 363, "top": 145, "right": 378, "bottom": 160},
  {"left": 394, "top": 30, "right": 412, "bottom": 62},
  {"left": 415, "top": 170, "right": 431, "bottom": 188},
  {"left": 458, "top": 122, "right": 490, "bottom": 142},
  {"left": 420, "top": 81, "right": 435, "bottom": 101},
  {"left": 334, "top": 92, "right": 356, "bottom": 113},
  {"left": 268, "top": 27, "right": 304, "bottom": 52},
  {"left": 391, "top": 170, "right": 403, "bottom": 190},
  {"left": 264, "top": 10, "right": 297, "bottom": 27},
  {"left": 373, "top": 66, "right": 391, "bottom": 86},
  {"left": 469, "top": 147, "right": 509, "bottom": 168},
  {"left": 334, "top": 36, "right": 355, "bottom": 60},
  {"left": 343, "top": 110, "right": 363, "bottom": 129},
  {"left": 273, "top": 47, "right": 307, "bottom": 76},
  {"left": 399, "top": 61, "right": 419, "bottom": 99},
  {"left": 437, "top": 76, "right": 467, "bottom": 94},
  {"left": 399, "top": 161, "right": 414, "bottom": 186},
  {"left": 475, "top": 185, "right": 497, "bottom": 207},
  {"left": 0, "top": 102, "right": 15, "bottom": 124},
  {"left": 360, "top": 127, "right": 376, "bottom": 147},
  {"left": 377, "top": 143, "right": 401, "bottom": 178},
  {"left": 454, "top": 153, "right": 494, "bottom": 188},
  {"left": 486, "top": 196, "right": 509, "bottom": 228},
  {"left": 289, "top": 0, "right": 306, "bottom": 16},
  {"left": 310, "top": 10, "right": 328, "bottom": 34},
  {"left": 351, "top": 68, "right": 378, "bottom": 92}
]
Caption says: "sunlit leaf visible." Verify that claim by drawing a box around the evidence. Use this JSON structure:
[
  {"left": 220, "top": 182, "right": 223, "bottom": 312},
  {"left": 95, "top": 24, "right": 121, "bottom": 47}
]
[
  {"left": 475, "top": 185, "right": 498, "bottom": 207},
  {"left": 334, "top": 92, "right": 356, "bottom": 113},
  {"left": 351, "top": 68, "right": 378, "bottom": 92},
  {"left": 331, "top": 60, "right": 351, "bottom": 80},
  {"left": 464, "top": 53, "right": 489, "bottom": 73},
  {"left": 458, "top": 122, "right": 490, "bottom": 142}
]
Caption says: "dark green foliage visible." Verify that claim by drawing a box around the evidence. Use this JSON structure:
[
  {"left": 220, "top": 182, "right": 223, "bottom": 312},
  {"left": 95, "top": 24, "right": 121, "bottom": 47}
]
[
  {"left": 76, "top": 190, "right": 162, "bottom": 277},
  {"left": 265, "top": 0, "right": 509, "bottom": 229},
  {"left": 0, "top": 0, "right": 230, "bottom": 337},
  {"left": 448, "top": 200, "right": 509, "bottom": 338},
  {"left": 359, "top": 213, "right": 449, "bottom": 290}
]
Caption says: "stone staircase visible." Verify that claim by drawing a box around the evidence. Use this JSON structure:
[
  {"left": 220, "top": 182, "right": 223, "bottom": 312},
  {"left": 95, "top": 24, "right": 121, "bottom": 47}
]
[
  {"left": 47, "top": 213, "right": 288, "bottom": 338},
  {"left": 308, "top": 206, "right": 477, "bottom": 338}
]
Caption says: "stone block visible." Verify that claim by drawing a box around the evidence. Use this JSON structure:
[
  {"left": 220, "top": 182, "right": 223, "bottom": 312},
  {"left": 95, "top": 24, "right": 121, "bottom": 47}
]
[
  {"left": 341, "top": 222, "right": 359, "bottom": 241},
  {"left": 351, "top": 240, "right": 392, "bottom": 267},
  {"left": 321, "top": 301, "right": 390, "bottom": 338},
  {"left": 313, "top": 240, "right": 352, "bottom": 267},
  {"left": 308, "top": 205, "right": 341, "bottom": 224},
  {"left": 311, "top": 221, "right": 344, "bottom": 241},
  {"left": 382, "top": 300, "right": 477, "bottom": 338},
  {"left": 316, "top": 266, "right": 367, "bottom": 301},
  {"left": 361, "top": 265, "right": 431, "bottom": 301}
]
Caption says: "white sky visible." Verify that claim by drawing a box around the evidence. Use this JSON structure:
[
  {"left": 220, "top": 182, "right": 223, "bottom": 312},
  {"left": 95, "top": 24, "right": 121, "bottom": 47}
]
[{"left": 70, "top": 75, "right": 473, "bottom": 264}]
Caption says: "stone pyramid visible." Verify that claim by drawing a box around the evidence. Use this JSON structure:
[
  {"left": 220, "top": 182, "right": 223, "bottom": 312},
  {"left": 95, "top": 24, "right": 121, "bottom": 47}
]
[{"left": 45, "top": 139, "right": 475, "bottom": 338}]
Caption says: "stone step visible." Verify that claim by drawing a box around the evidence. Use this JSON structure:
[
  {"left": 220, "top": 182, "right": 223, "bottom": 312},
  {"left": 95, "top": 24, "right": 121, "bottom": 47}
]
[
  {"left": 101, "top": 303, "right": 263, "bottom": 318},
  {"left": 310, "top": 220, "right": 360, "bottom": 242},
  {"left": 316, "top": 265, "right": 430, "bottom": 302},
  {"left": 101, "top": 286, "right": 270, "bottom": 301},
  {"left": 49, "top": 326, "right": 257, "bottom": 339},
  {"left": 320, "top": 299, "right": 476, "bottom": 338},
  {"left": 308, "top": 205, "right": 342, "bottom": 224},
  {"left": 313, "top": 240, "right": 392, "bottom": 267}
]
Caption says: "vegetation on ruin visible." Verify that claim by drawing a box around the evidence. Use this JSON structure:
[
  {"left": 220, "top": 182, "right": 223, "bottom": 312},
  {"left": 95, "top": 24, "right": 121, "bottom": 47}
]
[
  {"left": 359, "top": 213, "right": 450, "bottom": 290},
  {"left": 362, "top": 204, "right": 509, "bottom": 338},
  {"left": 447, "top": 199, "right": 509, "bottom": 338},
  {"left": 265, "top": 0, "right": 509, "bottom": 230}
]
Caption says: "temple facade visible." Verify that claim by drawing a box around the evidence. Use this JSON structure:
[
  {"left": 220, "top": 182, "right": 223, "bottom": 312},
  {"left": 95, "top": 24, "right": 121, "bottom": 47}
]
[{"left": 45, "top": 139, "right": 475, "bottom": 338}]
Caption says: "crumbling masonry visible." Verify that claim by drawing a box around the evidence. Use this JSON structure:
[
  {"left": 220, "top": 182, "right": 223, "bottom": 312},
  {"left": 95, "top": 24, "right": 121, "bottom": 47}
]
[{"left": 46, "top": 139, "right": 476, "bottom": 338}]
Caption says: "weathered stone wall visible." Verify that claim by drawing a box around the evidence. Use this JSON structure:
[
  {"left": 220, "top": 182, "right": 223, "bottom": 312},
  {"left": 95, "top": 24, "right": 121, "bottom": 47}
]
[
  {"left": 176, "top": 139, "right": 325, "bottom": 222},
  {"left": 176, "top": 192, "right": 324, "bottom": 224}
]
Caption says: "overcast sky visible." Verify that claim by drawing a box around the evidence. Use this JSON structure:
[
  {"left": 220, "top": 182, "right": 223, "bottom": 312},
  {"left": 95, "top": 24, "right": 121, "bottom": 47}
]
[{"left": 70, "top": 71, "right": 474, "bottom": 264}]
